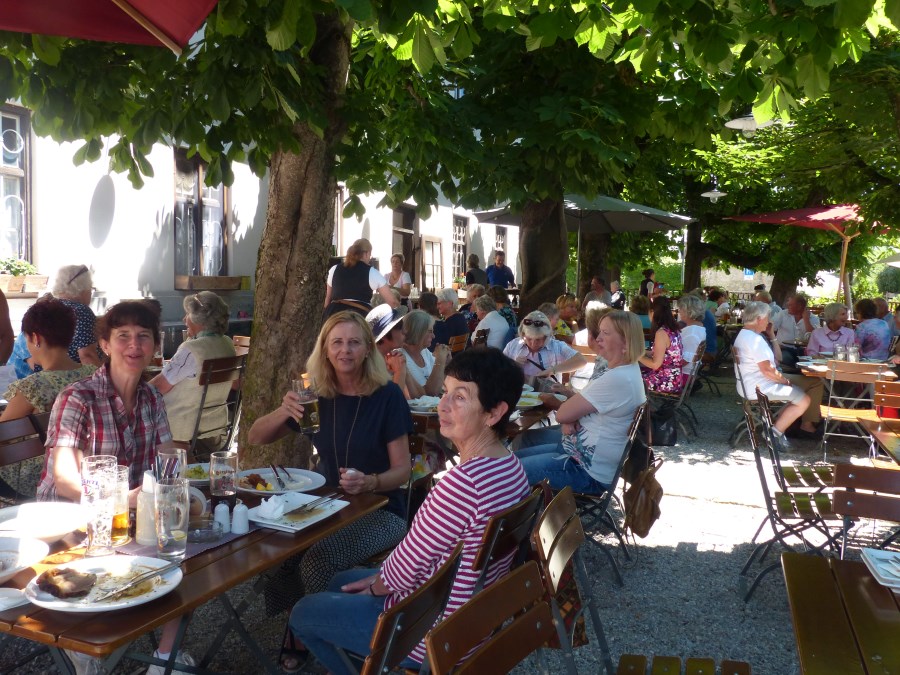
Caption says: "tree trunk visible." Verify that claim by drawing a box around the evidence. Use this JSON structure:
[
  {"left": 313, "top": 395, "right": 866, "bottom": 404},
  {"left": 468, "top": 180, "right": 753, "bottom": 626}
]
[
  {"left": 237, "top": 14, "right": 353, "bottom": 469},
  {"left": 683, "top": 219, "right": 704, "bottom": 292},
  {"left": 576, "top": 232, "right": 612, "bottom": 299},
  {"left": 518, "top": 199, "right": 567, "bottom": 316},
  {"left": 769, "top": 276, "right": 799, "bottom": 306}
]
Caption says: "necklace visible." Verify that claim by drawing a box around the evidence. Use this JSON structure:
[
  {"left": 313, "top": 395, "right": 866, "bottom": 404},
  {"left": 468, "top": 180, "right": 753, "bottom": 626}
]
[{"left": 333, "top": 394, "right": 363, "bottom": 469}]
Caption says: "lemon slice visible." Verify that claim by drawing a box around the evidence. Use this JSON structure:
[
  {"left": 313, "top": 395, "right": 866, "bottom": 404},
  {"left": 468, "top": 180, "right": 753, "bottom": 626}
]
[{"left": 171, "top": 530, "right": 187, "bottom": 541}]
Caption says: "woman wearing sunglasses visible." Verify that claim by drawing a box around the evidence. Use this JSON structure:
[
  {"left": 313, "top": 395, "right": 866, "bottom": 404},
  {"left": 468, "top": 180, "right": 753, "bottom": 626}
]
[{"left": 502, "top": 310, "right": 585, "bottom": 380}]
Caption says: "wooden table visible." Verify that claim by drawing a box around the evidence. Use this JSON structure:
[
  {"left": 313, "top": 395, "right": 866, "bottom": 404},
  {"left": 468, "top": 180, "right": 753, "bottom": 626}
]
[
  {"left": 0, "top": 491, "right": 386, "bottom": 673},
  {"left": 861, "top": 418, "right": 900, "bottom": 463},
  {"left": 782, "top": 551, "right": 900, "bottom": 675}
]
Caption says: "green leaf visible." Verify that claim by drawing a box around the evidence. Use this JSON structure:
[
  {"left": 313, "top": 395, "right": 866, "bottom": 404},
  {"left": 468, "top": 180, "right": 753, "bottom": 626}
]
[
  {"left": 795, "top": 54, "right": 830, "bottom": 98},
  {"left": 32, "top": 35, "right": 61, "bottom": 66},
  {"left": 887, "top": 0, "right": 900, "bottom": 28},
  {"left": 334, "top": 0, "right": 373, "bottom": 21},
  {"left": 834, "top": 0, "right": 876, "bottom": 27},
  {"left": 266, "top": 0, "right": 301, "bottom": 51},
  {"left": 209, "top": 86, "right": 231, "bottom": 122},
  {"left": 801, "top": 0, "right": 837, "bottom": 6},
  {"left": 411, "top": 24, "right": 435, "bottom": 73}
]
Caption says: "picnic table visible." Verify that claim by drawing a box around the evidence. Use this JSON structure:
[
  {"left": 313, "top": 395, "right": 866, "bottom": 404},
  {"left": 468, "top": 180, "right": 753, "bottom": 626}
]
[
  {"left": 0, "top": 490, "right": 386, "bottom": 674},
  {"left": 782, "top": 551, "right": 900, "bottom": 674}
]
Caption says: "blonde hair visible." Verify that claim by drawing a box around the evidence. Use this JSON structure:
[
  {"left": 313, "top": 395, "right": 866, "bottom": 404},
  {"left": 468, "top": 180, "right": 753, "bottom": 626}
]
[
  {"left": 403, "top": 309, "right": 435, "bottom": 346},
  {"left": 601, "top": 310, "right": 645, "bottom": 364},
  {"left": 306, "top": 312, "right": 389, "bottom": 398},
  {"left": 585, "top": 306, "right": 614, "bottom": 337},
  {"left": 344, "top": 238, "right": 373, "bottom": 267},
  {"left": 556, "top": 293, "right": 576, "bottom": 312}
]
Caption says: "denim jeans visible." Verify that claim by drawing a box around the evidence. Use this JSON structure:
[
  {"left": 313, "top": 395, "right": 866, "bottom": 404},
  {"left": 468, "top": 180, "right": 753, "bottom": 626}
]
[
  {"left": 290, "top": 568, "right": 421, "bottom": 675},
  {"left": 515, "top": 443, "right": 609, "bottom": 493},
  {"left": 517, "top": 424, "right": 561, "bottom": 449}
]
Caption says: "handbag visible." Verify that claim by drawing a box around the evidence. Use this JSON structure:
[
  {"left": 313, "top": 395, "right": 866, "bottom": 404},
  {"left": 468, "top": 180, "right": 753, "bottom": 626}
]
[
  {"left": 648, "top": 404, "right": 677, "bottom": 447},
  {"left": 623, "top": 456, "right": 664, "bottom": 539}
]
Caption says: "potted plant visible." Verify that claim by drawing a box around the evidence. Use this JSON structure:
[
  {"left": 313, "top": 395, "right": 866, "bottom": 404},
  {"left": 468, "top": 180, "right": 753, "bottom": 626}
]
[
  {"left": 0, "top": 258, "right": 37, "bottom": 293},
  {"left": 452, "top": 275, "right": 466, "bottom": 290}
]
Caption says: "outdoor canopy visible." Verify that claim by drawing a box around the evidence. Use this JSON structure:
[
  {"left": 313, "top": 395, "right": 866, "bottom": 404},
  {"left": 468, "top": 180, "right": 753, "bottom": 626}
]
[
  {"left": 0, "top": 0, "right": 219, "bottom": 55},
  {"left": 474, "top": 194, "right": 691, "bottom": 290},
  {"left": 727, "top": 204, "right": 865, "bottom": 304}
]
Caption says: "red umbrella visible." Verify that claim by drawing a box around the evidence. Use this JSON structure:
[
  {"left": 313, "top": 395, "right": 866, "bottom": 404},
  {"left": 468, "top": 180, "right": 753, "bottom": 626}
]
[
  {"left": 1, "top": 0, "right": 219, "bottom": 56},
  {"left": 727, "top": 204, "right": 866, "bottom": 303}
]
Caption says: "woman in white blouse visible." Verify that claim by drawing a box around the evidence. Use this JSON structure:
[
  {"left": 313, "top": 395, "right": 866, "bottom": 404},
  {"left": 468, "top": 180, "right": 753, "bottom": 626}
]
[
  {"left": 387, "top": 253, "right": 412, "bottom": 299},
  {"left": 400, "top": 310, "right": 450, "bottom": 398}
]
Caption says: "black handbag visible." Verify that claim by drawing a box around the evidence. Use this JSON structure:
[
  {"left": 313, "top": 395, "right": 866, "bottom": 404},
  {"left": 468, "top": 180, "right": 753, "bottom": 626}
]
[{"left": 648, "top": 405, "right": 677, "bottom": 446}]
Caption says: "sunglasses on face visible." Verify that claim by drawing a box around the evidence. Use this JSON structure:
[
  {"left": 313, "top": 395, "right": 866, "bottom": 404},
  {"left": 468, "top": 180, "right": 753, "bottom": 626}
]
[{"left": 523, "top": 319, "right": 546, "bottom": 328}]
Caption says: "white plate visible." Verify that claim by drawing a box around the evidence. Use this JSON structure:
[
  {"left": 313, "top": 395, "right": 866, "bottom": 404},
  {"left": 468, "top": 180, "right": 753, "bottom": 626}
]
[
  {"left": 236, "top": 468, "right": 326, "bottom": 495},
  {"left": 861, "top": 548, "right": 900, "bottom": 590},
  {"left": 0, "top": 503, "right": 88, "bottom": 543},
  {"left": 184, "top": 463, "right": 210, "bottom": 486},
  {"left": 516, "top": 398, "right": 542, "bottom": 410},
  {"left": 522, "top": 384, "right": 534, "bottom": 393},
  {"left": 24, "top": 555, "right": 183, "bottom": 613},
  {"left": 0, "top": 537, "right": 49, "bottom": 585},
  {"left": 408, "top": 396, "right": 440, "bottom": 414},
  {"left": 248, "top": 493, "right": 349, "bottom": 533}
]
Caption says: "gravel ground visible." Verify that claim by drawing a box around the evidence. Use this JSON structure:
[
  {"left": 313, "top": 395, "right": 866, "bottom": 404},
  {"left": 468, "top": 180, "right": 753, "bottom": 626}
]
[{"left": 1, "top": 363, "right": 878, "bottom": 675}]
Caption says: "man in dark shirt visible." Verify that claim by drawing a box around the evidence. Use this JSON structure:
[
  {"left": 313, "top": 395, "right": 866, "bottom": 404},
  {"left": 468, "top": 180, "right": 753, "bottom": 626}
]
[{"left": 485, "top": 252, "right": 515, "bottom": 288}]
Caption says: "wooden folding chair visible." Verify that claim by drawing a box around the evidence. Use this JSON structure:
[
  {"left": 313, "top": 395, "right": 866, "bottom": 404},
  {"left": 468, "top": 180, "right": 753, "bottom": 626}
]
[
  {"left": 532, "top": 486, "right": 615, "bottom": 675},
  {"left": 573, "top": 403, "right": 647, "bottom": 586},
  {"left": 832, "top": 463, "right": 900, "bottom": 558},
  {"left": 0, "top": 416, "right": 46, "bottom": 504},
  {"left": 447, "top": 333, "right": 468, "bottom": 353},
  {"left": 470, "top": 484, "right": 544, "bottom": 594},
  {"left": 647, "top": 341, "right": 705, "bottom": 439},
  {"left": 864, "top": 379, "right": 900, "bottom": 462},
  {"left": 820, "top": 360, "right": 888, "bottom": 459},
  {"left": 188, "top": 354, "right": 247, "bottom": 460},
  {"left": 339, "top": 543, "right": 463, "bottom": 675},
  {"left": 739, "top": 396, "right": 840, "bottom": 602},
  {"left": 424, "top": 561, "right": 553, "bottom": 674},
  {"left": 232, "top": 335, "right": 251, "bottom": 356}
]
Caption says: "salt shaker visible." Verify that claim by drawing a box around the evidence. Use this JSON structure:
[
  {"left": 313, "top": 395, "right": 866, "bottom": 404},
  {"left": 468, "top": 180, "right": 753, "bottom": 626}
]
[
  {"left": 214, "top": 502, "right": 231, "bottom": 534},
  {"left": 231, "top": 501, "right": 249, "bottom": 535}
]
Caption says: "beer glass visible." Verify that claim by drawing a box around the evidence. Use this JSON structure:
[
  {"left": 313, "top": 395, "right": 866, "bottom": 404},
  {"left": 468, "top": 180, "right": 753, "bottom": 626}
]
[
  {"left": 291, "top": 373, "right": 320, "bottom": 434},
  {"left": 112, "top": 465, "right": 131, "bottom": 546},
  {"left": 209, "top": 451, "right": 238, "bottom": 511},
  {"left": 81, "top": 454, "right": 117, "bottom": 557}
]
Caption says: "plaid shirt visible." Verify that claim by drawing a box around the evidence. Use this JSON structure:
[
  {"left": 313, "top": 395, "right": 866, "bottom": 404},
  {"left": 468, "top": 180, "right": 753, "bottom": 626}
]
[{"left": 37, "top": 364, "right": 172, "bottom": 501}]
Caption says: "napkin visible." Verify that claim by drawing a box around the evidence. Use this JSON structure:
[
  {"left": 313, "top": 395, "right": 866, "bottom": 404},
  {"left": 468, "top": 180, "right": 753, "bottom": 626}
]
[
  {"left": 257, "top": 495, "right": 287, "bottom": 520},
  {"left": 0, "top": 589, "right": 28, "bottom": 611}
]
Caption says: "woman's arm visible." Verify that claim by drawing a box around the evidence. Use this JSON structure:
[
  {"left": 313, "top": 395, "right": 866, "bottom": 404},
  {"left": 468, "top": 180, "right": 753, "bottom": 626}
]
[
  {"left": 340, "top": 434, "right": 410, "bottom": 494},
  {"left": 0, "top": 392, "right": 35, "bottom": 421},
  {"left": 323, "top": 284, "right": 332, "bottom": 309},
  {"left": 247, "top": 391, "right": 304, "bottom": 445},
  {"left": 639, "top": 330, "right": 670, "bottom": 370},
  {"left": 758, "top": 360, "right": 790, "bottom": 385},
  {"left": 396, "top": 273, "right": 411, "bottom": 298},
  {"left": 544, "top": 351, "right": 586, "bottom": 377},
  {"left": 554, "top": 393, "right": 598, "bottom": 424},
  {"left": 50, "top": 446, "right": 84, "bottom": 501},
  {"left": 404, "top": 369, "right": 427, "bottom": 399},
  {"left": 377, "top": 284, "right": 400, "bottom": 308}
]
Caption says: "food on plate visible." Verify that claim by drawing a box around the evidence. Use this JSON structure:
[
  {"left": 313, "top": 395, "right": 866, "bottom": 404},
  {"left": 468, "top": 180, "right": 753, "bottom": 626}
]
[
  {"left": 184, "top": 465, "right": 209, "bottom": 480},
  {"left": 36, "top": 567, "right": 97, "bottom": 598},
  {"left": 239, "top": 473, "right": 274, "bottom": 491}
]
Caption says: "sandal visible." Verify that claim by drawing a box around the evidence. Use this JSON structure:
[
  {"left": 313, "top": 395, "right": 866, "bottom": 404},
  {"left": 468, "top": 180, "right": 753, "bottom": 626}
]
[{"left": 280, "top": 627, "right": 309, "bottom": 674}]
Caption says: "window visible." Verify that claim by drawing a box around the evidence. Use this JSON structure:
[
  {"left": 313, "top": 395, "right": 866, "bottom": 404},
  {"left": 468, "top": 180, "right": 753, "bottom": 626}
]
[
  {"left": 495, "top": 226, "right": 506, "bottom": 253},
  {"left": 451, "top": 215, "right": 467, "bottom": 280},
  {"left": 422, "top": 237, "right": 443, "bottom": 291},
  {"left": 174, "top": 149, "right": 227, "bottom": 280},
  {"left": 0, "top": 106, "right": 30, "bottom": 261}
]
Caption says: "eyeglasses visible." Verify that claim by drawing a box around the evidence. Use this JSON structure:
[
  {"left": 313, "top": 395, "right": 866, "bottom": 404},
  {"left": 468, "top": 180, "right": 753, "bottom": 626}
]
[
  {"left": 68, "top": 265, "right": 89, "bottom": 285},
  {"left": 523, "top": 319, "right": 547, "bottom": 328}
]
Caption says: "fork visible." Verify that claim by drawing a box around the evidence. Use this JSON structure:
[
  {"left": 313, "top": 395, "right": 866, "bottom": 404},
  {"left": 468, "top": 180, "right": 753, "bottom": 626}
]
[
  {"left": 269, "top": 463, "right": 287, "bottom": 490},
  {"left": 286, "top": 492, "right": 341, "bottom": 515},
  {"left": 278, "top": 464, "right": 295, "bottom": 481}
]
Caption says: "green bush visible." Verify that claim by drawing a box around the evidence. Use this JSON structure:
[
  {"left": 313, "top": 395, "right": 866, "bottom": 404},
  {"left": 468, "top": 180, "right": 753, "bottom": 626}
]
[{"left": 876, "top": 266, "right": 900, "bottom": 295}]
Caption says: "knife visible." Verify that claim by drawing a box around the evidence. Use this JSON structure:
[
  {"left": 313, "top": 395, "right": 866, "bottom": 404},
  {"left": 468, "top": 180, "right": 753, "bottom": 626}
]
[
  {"left": 269, "top": 464, "right": 287, "bottom": 490},
  {"left": 282, "top": 492, "right": 340, "bottom": 517},
  {"left": 92, "top": 562, "right": 182, "bottom": 603}
]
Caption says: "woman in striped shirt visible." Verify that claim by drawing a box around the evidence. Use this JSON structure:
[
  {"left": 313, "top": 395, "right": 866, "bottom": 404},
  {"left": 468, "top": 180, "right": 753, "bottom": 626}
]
[{"left": 289, "top": 348, "right": 530, "bottom": 674}]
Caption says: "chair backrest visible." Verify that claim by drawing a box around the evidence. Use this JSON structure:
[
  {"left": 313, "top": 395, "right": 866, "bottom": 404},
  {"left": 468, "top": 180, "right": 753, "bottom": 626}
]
[
  {"left": 232, "top": 335, "right": 251, "bottom": 348},
  {"left": 448, "top": 334, "right": 469, "bottom": 353},
  {"left": 410, "top": 414, "right": 429, "bottom": 436},
  {"left": 731, "top": 346, "right": 752, "bottom": 401},
  {"left": 755, "top": 389, "right": 788, "bottom": 491},
  {"left": 0, "top": 416, "right": 45, "bottom": 468},
  {"left": 472, "top": 329, "right": 489, "bottom": 347},
  {"left": 362, "top": 543, "right": 463, "bottom": 675},
  {"left": 189, "top": 354, "right": 247, "bottom": 457},
  {"left": 826, "top": 359, "right": 888, "bottom": 385},
  {"left": 531, "top": 486, "right": 584, "bottom": 596},
  {"left": 890, "top": 334, "right": 899, "bottom": 356},
  {"left": 875, "top": 379, "right": 900, "bottom": 409},
  {"left": 832, "top": 463, "right": 900, "bottom": 558},
  {"left": 425, "top": 561, "right": 553, "bottom": 674},
  {"left": 28, "top": 411, "right": 51, "bottom": 444},
  {"left": 470, "top": 485, "right": 544, "bottom": 593}
]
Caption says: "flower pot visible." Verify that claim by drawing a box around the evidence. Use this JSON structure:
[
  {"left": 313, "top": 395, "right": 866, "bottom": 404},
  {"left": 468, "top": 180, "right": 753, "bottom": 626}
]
[
  {"left": 23, "top": 274, "right": 49, "bottom": 292},
  {"left": 0, "top": 275, "right": 25, "bottom": 293}
]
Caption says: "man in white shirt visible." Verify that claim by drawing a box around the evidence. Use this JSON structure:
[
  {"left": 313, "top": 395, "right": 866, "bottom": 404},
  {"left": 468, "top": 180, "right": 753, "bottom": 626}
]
[{"left": 772, "top": 294, "right": 820, "bottom": 368}]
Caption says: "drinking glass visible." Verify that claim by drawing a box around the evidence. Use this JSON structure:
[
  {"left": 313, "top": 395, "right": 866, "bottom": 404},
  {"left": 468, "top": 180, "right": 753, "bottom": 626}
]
[
  {"left": 835, "top": 343, "right": 848, "bottom": 361},
  {"left": 81, "top": 454, "right": 117, "bottom": 557},
  {"left": 112, "top": 465, "right": 131, "bottom": 546},
  {"left": 209, "top": 451, "right": 238, "bottom": 511},
  {"left": 291, "top": 373, "right": 320, "bottom": 434},
  {"left": 155, "top": 446, "right": 187, "bottom": 481},
  {"left": 848, "top": 344, "right": 860, "bottom": 363},
  {"left": 155, "top": 477, "right": 189, "bottom": 561}
]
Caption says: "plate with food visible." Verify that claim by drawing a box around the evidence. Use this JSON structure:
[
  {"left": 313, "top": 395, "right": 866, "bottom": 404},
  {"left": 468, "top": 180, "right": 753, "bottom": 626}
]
[
  {"left": 184, "top": 463, "right": 210, "bottom": 486},
  {"left": 23, "top": 555, "right": 182, "bottom": 613},
  {"left": 236, "top": 468, "right": 326, "bottom": 495},
  {"left": 0, "top": 537, "right": 49, "bottom": 585},
  {"left": 516, "top": 397, "right": 543, "bottom": 409},
  {"left": 407, "top": 396, "right": 441, "bottom": 415}
]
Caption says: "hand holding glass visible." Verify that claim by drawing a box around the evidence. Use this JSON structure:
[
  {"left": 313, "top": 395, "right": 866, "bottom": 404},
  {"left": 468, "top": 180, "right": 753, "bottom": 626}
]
[{"left": 291, "top": 373, "right": 320, "bottom": 434}]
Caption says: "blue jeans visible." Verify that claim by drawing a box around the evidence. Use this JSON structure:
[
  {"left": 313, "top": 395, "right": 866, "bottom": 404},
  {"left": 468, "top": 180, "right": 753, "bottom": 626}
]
[
  {"left": 290, "top": 568, "right": 421, "bottom": 675},
  {"left": 516, "top": 444, "right": 609, "bottom": 493},
  {"left": 517, "top": 424, "right": 561, "bottom": 449}
]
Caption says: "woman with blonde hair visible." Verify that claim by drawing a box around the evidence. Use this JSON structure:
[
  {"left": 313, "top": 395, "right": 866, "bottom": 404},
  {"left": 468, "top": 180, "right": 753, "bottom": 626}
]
[
  {"left": 150, "top": 292, "right": 236, "bottom": 453},
  {"left": 400, "top": 309, "right": 451, "bottom": 398},
  {"left": 249, "top": 311, "right": 412, "bottom": 669},
  {"left": 323, "top": 239, "right": 398, "bottom": 319},
  {"left": 516, "top": 310, "right": 646, "bottom": 491}
]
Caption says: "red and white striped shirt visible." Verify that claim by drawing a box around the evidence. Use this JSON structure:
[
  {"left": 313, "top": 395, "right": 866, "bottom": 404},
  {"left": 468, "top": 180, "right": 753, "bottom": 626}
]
[{"left": 379, "top": 451, "right": 529, "bottom": 663}]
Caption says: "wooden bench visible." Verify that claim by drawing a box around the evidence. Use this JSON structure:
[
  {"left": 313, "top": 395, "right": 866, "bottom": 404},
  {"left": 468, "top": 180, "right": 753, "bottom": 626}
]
[{"left": 617, "top": 655, "right": 751, "bottom": 674}]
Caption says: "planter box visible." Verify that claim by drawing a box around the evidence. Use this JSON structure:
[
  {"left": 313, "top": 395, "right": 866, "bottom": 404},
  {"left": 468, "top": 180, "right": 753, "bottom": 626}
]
[
  {"left": 175, "top": 275, "right": 246, "bottom": 291},
  {"left": 0, "top": 275, "right": 25, "bottom": 293},
  {"left": 23, "top": 274, "right": 49, "bottom": 292}
]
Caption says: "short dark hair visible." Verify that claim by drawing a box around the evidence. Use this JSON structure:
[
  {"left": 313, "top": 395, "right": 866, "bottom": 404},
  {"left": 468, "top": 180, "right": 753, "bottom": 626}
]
[
  {"left": 708, "top": 289, "right": 725, "bottom": 302},
  {"left": 488, "top": 285, "right": 511, "bottom": 305},
  {"left": 418, "top": 292, "right": 439, "bottom": 317},
  {"left": 855, "top": 298, "right": 877, "bottom": 320},
  {"left": 650, "top": 296, "right": 679, "bottom": 334},
  {"left": 97, "top": 301, "right": 161, "bottom": 346},
  {"left": 444, "top": 349, "right": 523, "bottom": 435},
  {"left": 22, "top": 297, "right": 77, "bottom": 349}
]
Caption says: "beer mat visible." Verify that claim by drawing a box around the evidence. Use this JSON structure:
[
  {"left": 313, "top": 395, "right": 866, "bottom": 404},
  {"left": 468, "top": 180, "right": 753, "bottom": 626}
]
[{"left": 117, "top": 524, "right": 260, "bottom": 561}]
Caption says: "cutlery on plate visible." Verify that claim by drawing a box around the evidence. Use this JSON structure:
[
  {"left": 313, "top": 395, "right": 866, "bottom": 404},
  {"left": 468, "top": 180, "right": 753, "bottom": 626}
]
[
  {"left": 92, "top": 562, "right": 182, "bottom": 603},
  {"left": 269, "top": 464, "right": 287, "bottom": 490},
  {"left": 278, "top": 465, "right": 295, "bottom": 481},
  {"left": 284, "top": 493, "right": 340, "bottom": 516}
]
